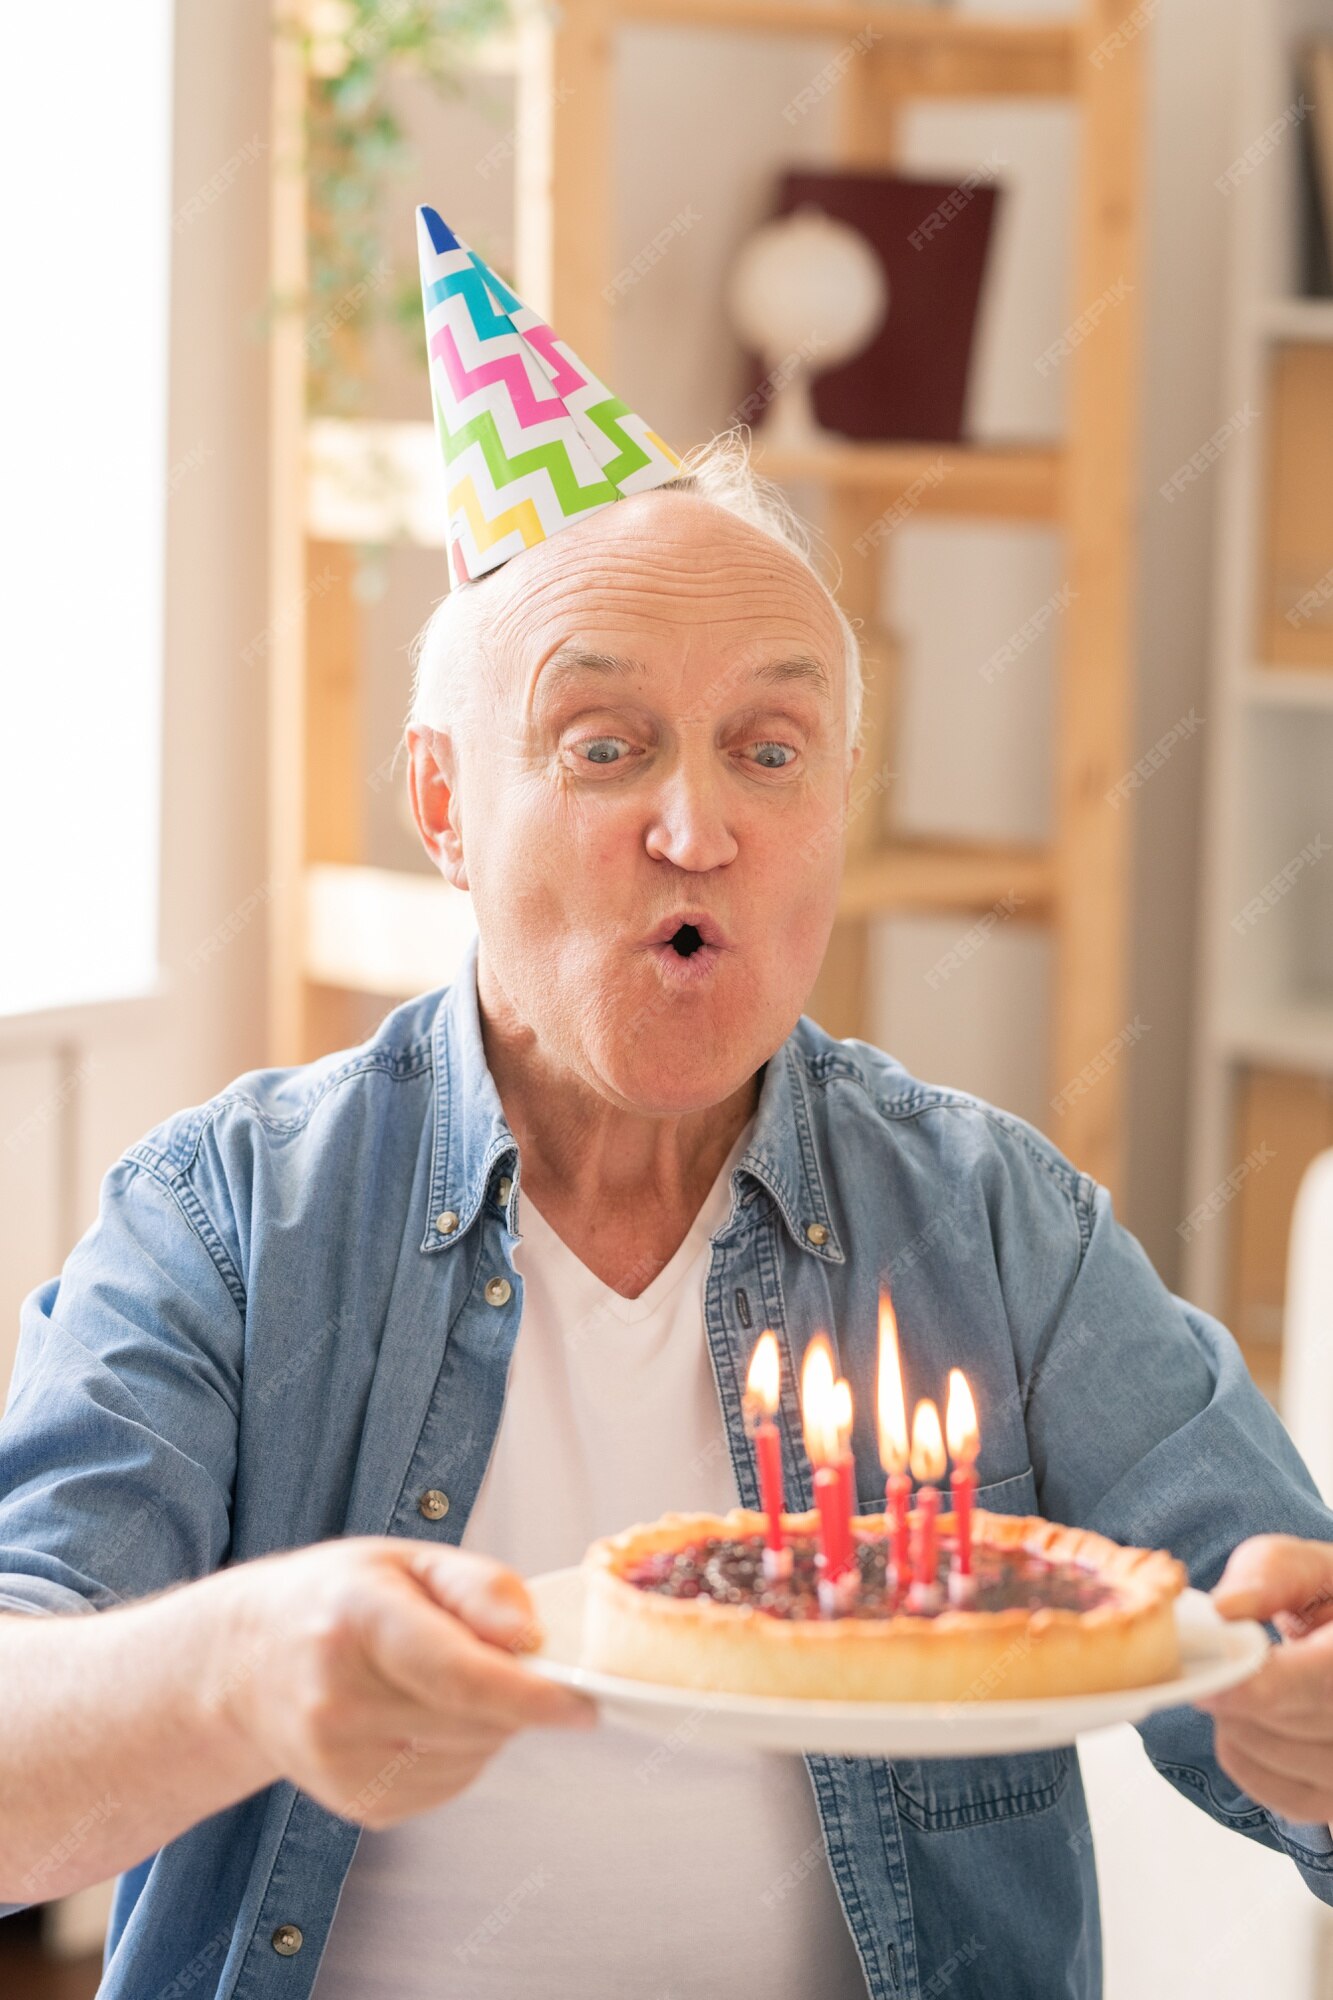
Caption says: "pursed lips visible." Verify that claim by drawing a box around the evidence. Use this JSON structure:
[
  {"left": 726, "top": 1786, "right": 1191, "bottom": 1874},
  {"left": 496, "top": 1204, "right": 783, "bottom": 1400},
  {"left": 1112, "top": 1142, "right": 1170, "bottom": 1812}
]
[
  {"left": 643, "top": 910, "right": 735, "bottom": 952},
  {"left": 640, "top": 913, "right": 734, "bottom": 985}
]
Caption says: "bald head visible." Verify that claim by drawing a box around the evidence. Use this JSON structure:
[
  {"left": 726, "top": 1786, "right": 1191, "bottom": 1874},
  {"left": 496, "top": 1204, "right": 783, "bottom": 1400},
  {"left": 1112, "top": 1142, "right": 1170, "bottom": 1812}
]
[{"left": 407, "top": 434, "right": 863, "bottom": 761}]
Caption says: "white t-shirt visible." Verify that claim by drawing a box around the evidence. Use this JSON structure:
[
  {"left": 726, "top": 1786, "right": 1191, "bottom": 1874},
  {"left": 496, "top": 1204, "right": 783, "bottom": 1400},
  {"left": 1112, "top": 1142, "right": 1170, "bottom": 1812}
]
[{"left": 310, "top": 1118, "right": 869, "bottom": 1999}]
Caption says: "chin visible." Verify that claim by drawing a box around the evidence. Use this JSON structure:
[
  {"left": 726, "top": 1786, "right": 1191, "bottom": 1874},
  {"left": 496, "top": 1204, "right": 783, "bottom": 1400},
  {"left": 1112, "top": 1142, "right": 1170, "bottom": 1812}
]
[
  {"left": 595, "top": 1017, "right": 775, "bottom": 1117},
  {"left": 620, "top": 1081, "right": 746, "bottom": 1119}
]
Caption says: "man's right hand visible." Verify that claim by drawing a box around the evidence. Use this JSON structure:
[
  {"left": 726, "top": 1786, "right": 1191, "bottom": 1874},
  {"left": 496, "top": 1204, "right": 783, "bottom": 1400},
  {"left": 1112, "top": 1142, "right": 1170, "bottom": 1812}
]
[{"left": 211, "top": 1537, "right": 599, "bottom": 1828}]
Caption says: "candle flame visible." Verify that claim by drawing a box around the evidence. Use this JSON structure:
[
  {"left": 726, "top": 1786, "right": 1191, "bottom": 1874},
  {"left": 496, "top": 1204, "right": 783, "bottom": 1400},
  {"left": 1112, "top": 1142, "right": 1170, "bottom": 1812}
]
[
  {"left": 876, "top": 1289, "right": 909, "bottom": 1475},
  {"left": 800, "top": 1334, "right": 840, "bottom": 1466},
  {"left": 745, "top": 1331, "right": 781, "bottom": 1416},
  {"left": 909, "top": 1398, "right": 947, "bottom": 1483},
  {"left": 832, "top": 1377, "right": 853, "bottom": 1453},
  {"left": 945, "top": 1368, "right": 979, "bottom": 1464}
]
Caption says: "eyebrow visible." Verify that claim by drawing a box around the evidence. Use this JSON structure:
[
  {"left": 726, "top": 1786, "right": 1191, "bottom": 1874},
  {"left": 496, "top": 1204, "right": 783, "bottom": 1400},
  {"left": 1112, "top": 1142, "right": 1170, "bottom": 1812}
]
[{"left": 538, "top": 648, "right": 832, "bottom": 697}]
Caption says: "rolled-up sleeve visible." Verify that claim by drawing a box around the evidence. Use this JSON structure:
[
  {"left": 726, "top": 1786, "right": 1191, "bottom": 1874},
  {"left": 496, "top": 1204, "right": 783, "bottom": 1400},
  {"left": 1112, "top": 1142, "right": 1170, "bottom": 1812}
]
[
  {"left": 0, "top": 1155, "right": 244, "bottom": 1617},
  {"left": 1014, "top": 1168, "right": 1333, "bottom": 1902}
]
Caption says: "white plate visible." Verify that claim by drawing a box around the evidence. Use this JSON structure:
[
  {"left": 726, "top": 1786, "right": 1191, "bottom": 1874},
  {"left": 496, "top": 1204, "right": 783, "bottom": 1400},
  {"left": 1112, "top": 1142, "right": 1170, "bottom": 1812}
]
[{"left": 521, "top": 1568, "right": 1269, "bottom": 1757}]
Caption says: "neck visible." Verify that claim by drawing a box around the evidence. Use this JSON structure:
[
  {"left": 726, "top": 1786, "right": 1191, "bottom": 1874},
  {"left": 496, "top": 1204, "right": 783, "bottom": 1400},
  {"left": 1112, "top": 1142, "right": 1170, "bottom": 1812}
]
[{"left": 475, "top": 949, "right": 760, "bottom": 1293}]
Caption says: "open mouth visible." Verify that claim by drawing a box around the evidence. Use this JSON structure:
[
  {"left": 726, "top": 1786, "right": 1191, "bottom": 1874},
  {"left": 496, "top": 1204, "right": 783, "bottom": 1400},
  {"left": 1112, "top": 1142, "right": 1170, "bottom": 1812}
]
[{"left": 668, "top": 923, "right": 705, "bottom": 958}]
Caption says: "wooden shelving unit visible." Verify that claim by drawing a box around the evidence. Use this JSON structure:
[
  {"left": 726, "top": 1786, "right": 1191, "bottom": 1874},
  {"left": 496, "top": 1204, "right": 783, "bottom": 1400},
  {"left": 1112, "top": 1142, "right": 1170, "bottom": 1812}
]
[
  {"left": 1183, "top": 0, "right": 1333, "bottom": 1390},
  {"left": 270, "top": 0, "right": 1147, "bottom": 1196}
]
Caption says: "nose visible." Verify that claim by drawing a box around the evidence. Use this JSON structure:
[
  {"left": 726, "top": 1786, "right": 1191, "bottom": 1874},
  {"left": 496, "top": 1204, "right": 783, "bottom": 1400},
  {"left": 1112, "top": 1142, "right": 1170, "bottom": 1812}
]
[{"left": 643, "top": 752, "right": 739, "bottom": 874}]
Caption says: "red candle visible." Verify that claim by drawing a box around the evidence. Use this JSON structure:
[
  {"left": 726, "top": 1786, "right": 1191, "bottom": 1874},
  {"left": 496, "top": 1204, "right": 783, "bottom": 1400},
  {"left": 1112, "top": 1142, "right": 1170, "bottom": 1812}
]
[
  {"left": 946, "top": 1368, "right": 980, "bottom": 1603},
  {"left": 801, "top": 1335, "right": 857, "bottom": 1610},
  {"left": 886, "top": 1471, "right": 912, "bottom": 1592},
  {"left": 914, "top": 1483, "right": 940, "bottom": 1599},
  {"left": 813, "top": 1462, "right": 852, "bottom": 1576},
  {"left": 907, "top": 1398, "right": 946, "bottom": 1612},
  {"left": 744, "top": 1332, "right": 792, "bottom": 1580},
  {"left": 755, "top": 1424, "right": 786, "bottom": 1552},
  {"left": 832, "top": 1376, "right": 857, "bottom": 1542},
  {"left": 876, "top": 1290, "right": 912, "bottom": 1592}
]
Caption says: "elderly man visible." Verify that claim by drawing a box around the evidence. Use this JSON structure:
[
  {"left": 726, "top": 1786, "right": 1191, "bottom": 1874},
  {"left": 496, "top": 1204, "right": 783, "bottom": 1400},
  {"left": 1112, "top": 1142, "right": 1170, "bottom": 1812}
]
[{"left": 2, "top": 212, "right": 1333, "bottom": 2000}]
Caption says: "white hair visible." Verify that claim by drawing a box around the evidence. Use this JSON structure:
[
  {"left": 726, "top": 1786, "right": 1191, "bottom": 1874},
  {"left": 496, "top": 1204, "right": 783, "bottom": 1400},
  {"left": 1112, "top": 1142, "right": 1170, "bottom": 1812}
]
[{"left": 405, "top": 426, "right": 864, "bottom": 757}]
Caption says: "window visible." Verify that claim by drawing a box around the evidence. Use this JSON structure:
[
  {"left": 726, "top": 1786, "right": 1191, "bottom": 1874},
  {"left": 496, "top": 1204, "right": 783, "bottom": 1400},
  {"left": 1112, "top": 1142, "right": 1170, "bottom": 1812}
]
[{"left": 0, "top": 5, "right": 174, "bottom": 1015}]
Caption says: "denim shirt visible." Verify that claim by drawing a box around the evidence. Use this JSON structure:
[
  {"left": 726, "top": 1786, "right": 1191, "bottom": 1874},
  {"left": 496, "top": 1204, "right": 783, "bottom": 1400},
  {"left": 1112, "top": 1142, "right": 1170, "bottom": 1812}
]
[{"left": 2, "top": 932, "right": 1332, "bottom": 2000}]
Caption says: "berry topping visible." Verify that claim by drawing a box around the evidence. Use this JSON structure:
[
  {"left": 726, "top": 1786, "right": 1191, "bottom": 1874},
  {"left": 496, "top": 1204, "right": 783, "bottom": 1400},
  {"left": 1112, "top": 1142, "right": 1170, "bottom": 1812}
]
[{"left": 620, "top": 1531, "right": 1117, "bottom": 1622}]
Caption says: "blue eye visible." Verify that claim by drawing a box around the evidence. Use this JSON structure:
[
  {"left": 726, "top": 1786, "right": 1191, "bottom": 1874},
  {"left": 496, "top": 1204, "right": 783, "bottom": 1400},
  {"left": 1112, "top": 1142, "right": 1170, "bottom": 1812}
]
[
  {"left": 581, "top": 737, "right": 629, "bottom": 764},
  {"left": 752, "top": 741, "right": 796, "bottom": 768}
]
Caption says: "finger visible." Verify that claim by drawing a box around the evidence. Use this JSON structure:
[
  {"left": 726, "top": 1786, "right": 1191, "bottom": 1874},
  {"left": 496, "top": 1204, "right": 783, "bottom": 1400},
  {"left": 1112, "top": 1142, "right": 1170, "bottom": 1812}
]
[
  {"left": 1210, "top": 1535, "right": 1333, "bottom": 1629},
  {"left": 1198, "top": 1625, "right": 1333, "bottom": 1724},
  {"left": 1197, "top": 1689, "right": 1333, "bottom": 1744},
  {"left": 1277, "top": 1605, "right": 1331, "bottom": 1642},
  {"left": 1215, "top": 1717, "right": 1333, "bottom": 1794},
  {"left": 300, "top": 1682, "right": 520, "bottom": 1758},
  {"left": 1211, "top": 1726, "right": 1333, "bottom": 1826},
  {"left": 403, "top": 1543, "right": 546, "bottom": 1653},
  {"left": 363, "top": 1564, "right": 597, "bottom": 1733}
]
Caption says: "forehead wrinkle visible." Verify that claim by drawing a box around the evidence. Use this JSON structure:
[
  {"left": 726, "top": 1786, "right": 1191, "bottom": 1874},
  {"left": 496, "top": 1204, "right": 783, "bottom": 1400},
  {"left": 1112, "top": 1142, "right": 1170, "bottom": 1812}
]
[
  {"left": 518, "top": 617, "right": 841, "bottom": 736},
  {"left": 523, "top": 646, "right": 642, "bottom": 728},
  {"left": 514, "top": 576, "right": 838, "bottom": 658},
  {"left": 536, "top": 645, "right": 832, "bottom": 704},
  {"left": 491, "top": 515, "right": 827, "bottom": 625},
  {"left": 481, "top": 506, "right": 844, "bottom": 718}
]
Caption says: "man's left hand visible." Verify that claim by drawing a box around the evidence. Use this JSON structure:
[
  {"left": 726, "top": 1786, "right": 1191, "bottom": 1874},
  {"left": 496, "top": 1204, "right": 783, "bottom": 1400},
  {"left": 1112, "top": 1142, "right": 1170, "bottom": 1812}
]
[{"left": 1195, "top": 1533, "right": 1333, "bottom": 1825}]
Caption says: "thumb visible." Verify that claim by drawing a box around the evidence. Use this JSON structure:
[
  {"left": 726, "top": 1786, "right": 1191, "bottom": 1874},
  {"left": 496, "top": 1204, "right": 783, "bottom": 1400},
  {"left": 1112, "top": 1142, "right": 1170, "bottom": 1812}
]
[
  {"left": 404, "top": 1544, "right": 544, "bottom": 1654},
  {"left": 1210, "top": 1534, "right": 1333, "bottom": 1633}
]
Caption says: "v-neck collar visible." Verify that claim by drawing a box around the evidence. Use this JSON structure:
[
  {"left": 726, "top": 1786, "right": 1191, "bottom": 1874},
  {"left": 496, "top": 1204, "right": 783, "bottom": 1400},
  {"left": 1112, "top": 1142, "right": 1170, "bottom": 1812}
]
[{"left": 514, "top": 1116, "right": 755, "bottom": 1327}]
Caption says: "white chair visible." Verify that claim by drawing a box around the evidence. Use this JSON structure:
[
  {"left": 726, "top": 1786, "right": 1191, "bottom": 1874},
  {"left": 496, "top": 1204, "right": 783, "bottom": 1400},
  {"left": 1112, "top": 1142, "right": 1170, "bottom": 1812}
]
[{"left": 1076, "top": 1148, "right": 1333, "bottom": 2000}]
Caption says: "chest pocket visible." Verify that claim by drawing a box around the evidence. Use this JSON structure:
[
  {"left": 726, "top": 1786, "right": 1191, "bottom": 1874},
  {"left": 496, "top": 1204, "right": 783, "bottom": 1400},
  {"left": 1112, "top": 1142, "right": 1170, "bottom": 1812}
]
[{"left": 863, "top": 1465, "right": 1078, "bottom": 1831}]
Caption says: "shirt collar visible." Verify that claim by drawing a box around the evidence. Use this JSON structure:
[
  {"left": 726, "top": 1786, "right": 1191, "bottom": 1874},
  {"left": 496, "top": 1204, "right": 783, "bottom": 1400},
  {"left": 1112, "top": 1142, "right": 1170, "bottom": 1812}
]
[
  {"left": 420, "top": 931, "right": 517, "bottom": 1253},
  {"left": 421, "top": 930, "right": 842, "bottom": 1264}
]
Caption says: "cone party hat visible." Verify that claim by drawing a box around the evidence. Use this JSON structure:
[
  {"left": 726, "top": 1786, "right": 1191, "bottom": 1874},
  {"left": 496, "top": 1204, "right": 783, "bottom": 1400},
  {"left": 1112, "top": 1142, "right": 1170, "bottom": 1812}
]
[{"left": 416, "top": 206, "right": 683, "bottom": 586}]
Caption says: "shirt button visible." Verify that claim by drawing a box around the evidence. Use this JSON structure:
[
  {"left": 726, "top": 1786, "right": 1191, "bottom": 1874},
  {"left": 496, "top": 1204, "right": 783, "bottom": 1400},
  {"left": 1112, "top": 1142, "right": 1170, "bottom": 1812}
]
[
  {"left": 484, "top": 1276, "right": 513, "bottom": 1307},
  {"left": 435, "top": 1210, "right": 460, "bottom": 1236},
  {"left": 272, "top": 1924, "right": 303, "bottom": 1956},
  {"left": 418, "top": 1489, "right": 450, "bottom": 1521},
  {"left": 805, "top": 1221, "right": 829, "bottom": 1246},
  {"left": 497, "top": 1175, "right": 513, "bottom": 1204}
]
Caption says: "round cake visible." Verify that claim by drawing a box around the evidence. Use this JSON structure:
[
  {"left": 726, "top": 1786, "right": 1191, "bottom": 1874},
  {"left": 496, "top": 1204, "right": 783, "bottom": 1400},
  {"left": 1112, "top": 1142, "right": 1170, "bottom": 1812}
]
[{"left": 581, "top": 1506, "right": 1188, "bottom": 1702}]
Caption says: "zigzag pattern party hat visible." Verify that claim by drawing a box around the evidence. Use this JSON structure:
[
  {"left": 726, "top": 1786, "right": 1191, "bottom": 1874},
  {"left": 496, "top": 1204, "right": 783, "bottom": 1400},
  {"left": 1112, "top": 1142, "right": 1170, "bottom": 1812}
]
[{"left": 416, "top": 206, "right": 684, "bottom": 586}]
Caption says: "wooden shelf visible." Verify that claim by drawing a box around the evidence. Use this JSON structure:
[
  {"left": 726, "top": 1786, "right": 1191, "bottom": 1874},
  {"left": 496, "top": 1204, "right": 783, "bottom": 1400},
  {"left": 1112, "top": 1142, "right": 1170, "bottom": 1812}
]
[
  {"left": 1217, "top": 997, "right": 1333, "bottom": 1075},
  {"left": 1241, "top": 665, "right": 1333, "bottom": 709},
  {"left": 1184, "top": 10, "right": 1333, "bottom": 1337},
  {"left": 609, "top": 1, "right": 1077, "bottom": 96},
  {"left": 839, "top": 838, "right": 1054, "bottom": 922},
  {"left": 305, "top": 419, "right": 1064, "bottom": 543},
  {"left": 306, "top": 419, "right": 445, "bottom": 546},
  {"left": 1253, "top": 296, "right": 1333, "bottom": 345},
  {"left": 755, "top": 440, "right": 1063, "bottom": 521},
  {"left": 304, "top": 865, "right": 475, "bottom": 999},
  {"left": 300, "top": 851, "right": 1051, "bottom": 1001}
]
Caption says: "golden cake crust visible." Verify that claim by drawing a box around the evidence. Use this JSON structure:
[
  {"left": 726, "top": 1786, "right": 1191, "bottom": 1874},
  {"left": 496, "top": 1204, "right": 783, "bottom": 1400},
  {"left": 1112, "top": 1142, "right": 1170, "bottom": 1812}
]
[{"left": 581, "top": 1507, "right": 1188, "bottom": 1703}]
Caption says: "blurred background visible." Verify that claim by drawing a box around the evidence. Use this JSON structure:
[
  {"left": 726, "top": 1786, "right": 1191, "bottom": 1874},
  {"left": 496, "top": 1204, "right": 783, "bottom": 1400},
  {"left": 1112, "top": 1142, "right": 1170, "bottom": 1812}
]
[{"left": 3, "top": 0, "right": 1333, "bottom": 1992}]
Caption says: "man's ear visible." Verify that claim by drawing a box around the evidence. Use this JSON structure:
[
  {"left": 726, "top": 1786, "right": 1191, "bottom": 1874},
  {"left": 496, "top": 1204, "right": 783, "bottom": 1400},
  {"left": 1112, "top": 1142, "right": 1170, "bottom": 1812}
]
[
  {"left": 845, "top": 739, "right": 863, "bottom": 806},
  {"left": 406, "top": 726, "right": 468, "bottom": 891}
]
